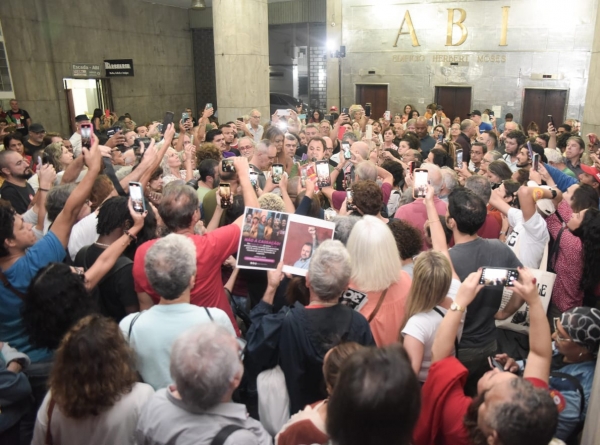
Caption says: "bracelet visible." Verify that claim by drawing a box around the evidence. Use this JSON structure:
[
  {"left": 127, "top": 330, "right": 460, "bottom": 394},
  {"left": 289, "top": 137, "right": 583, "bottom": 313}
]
[
  {"left": 428, "top": 219, "right": 440, "bottom": 224},
  {"left": 499, "top": 231, "right": 505, "bottom": 235},
  {"left": 124, "top": 230, "right": 137, "bottom": 242},
  {"left": 39, "top": 188, "right": 50, "bottom": 192}
]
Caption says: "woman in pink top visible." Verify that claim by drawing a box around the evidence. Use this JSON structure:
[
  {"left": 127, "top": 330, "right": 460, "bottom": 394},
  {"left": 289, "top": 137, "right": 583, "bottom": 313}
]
[{"left": 346, "top": 215, "right": 411, "bottom": 346}]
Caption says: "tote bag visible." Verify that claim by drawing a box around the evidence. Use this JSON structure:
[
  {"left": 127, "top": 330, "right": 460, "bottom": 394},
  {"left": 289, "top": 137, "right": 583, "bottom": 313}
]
[{"left": 257, "top": 365, "right": 290, "bottom": 437}]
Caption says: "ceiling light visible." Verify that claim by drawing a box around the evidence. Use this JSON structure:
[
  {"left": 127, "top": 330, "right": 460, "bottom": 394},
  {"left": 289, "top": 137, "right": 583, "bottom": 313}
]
[{"left": 191, "top": 0, "right": 206, "bottom": 10}]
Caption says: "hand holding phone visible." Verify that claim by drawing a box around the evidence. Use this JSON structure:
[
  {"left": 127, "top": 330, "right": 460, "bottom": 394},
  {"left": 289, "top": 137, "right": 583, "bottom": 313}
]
[
  {"left": 479, "top": 267, "right": 519, "bottom": 287},
  {"left": 271, "top": 164, "right": 284, "bottom": 184},
  {"left": 456, "top": 149, "right": 463, "bottom": 169},
  {"left": 219, "top": 183, "right": 232, "bottom": 209},
  {"left": 129, "top": 182, "right": 146, "bottom": 213},
  {"left": 412, "top": 168, "right": 428, "bottom": 199},
  {"left": 315, "top": 160, "right": 331, "bottom": 188},
  {"left": 532, "top": 154, "right": 540, "bottom": 171}
]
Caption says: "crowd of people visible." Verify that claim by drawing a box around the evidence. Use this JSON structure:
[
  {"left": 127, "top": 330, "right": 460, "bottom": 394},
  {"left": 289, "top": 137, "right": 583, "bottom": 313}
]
[{"left": 0, "top": 97, "right": 599, "bottom": 445}]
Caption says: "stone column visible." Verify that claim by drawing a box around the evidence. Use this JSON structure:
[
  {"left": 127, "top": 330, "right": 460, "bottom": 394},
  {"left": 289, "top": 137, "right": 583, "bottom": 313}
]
[
  {"left": 581, "top": 1, "right": 600, "bottom": 138},
  {"left": 212, "top": 0, "right": 269, "bottom": 124},
  {"left": 326, "top": 0, "right": 342, "bottom": 110}
]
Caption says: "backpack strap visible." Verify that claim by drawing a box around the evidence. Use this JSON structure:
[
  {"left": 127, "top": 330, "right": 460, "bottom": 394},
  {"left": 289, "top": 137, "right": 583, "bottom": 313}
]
[
  {"left": 0, "top": 268, "right": 26, "bottom": 300},
  {"left": 548, "top": 226, "right": 566, "bottom": 272},
  {"left": 127, "top": 311, "right": 145, "bottom": 340},
  {"left": 210, "top": 424, "right": 245, "bottom": 445},
  {"left": 550, "top": 371, "right": 586, "bottom": 415},
  {"left": 433, "top": 306, "right": 460, "bottom": 358}
]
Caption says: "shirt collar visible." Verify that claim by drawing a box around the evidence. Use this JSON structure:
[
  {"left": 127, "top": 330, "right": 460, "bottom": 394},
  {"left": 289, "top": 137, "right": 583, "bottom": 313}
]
[{"left": 166, "top": 387, "right": 248, "bottom": 419}]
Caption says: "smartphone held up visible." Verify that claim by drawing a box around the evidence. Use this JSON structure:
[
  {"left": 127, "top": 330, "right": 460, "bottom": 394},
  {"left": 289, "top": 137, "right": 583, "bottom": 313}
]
[
  {"left": 219, "top": 183, "right": 232, "bottom": 209},
  {"left": 129, "top": 182, "right": 146, "bottom": 214}
]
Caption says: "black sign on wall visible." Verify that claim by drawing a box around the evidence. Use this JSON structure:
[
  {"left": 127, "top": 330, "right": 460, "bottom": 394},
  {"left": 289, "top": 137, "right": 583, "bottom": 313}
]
[{"left": 104, "top": 59, "right": 134, "bottom": 77}]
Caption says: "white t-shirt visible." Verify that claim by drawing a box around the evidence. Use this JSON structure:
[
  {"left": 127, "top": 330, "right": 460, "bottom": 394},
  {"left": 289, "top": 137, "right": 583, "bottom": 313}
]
[
  {"left": 68, "top": 211, "right": 99, "bottom": 261},
  {"left": 401, "top": 279, "right": 464, "bottom": 382},
  {"left": 505, "top": 208, "right": 549, "bottom": 269},
  {"left": 120, "top": 303, "right": 236, "bottom": 390}
]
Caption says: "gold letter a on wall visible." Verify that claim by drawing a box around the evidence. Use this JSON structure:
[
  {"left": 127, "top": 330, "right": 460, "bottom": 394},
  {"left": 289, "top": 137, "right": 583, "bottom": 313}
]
[{"left": 393, "top": 10, "right": 420, "bottom": 47}]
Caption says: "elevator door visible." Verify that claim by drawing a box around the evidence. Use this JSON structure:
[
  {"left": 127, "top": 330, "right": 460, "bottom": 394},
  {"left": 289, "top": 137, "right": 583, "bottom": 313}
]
[
  {"left": 435, "top": 86, "right": 472, "bottom": 123},
  {"left": 355, "top": 84, "right": 388, "bottom": 120},
  {"left": 522, "top": 89, "right": 567, "bottom": 133}
]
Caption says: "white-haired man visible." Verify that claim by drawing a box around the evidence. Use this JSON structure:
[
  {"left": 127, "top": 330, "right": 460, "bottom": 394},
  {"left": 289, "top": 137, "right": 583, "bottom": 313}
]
[{"left": 135, "top": 323, "right": 271, "bottom": 444}]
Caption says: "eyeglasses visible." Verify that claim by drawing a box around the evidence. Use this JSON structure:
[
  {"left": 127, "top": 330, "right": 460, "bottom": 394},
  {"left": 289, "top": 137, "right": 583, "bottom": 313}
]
[
  {"left": 553, "top": 318, "right": 572, "bottom": 342},
  {"left": 239, "top": 145, "right": 253, "bottom": 151},
  {"left": 251, "top": 115, "right": 261, "bottom": 119}
]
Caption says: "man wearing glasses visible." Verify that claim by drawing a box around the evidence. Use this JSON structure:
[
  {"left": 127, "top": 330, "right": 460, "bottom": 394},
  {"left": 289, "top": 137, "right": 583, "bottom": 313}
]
[
  {"left": 23, "top": 123, "right": 46, "bottom": 157},
  {"left": 243, "top": 109, "right": 263, "bottom": 142}
]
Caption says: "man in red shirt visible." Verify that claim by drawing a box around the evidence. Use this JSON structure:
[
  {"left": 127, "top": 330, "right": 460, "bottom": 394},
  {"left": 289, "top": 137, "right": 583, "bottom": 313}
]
[
  {"left": 414, "top": 268, "right": 559, "bottom": 445},
  {"left": 133, "top": 157, "right": 258, "bottom": 335},
  {"left": 465, "top": 175, "right": 501, "bottom": 239}
]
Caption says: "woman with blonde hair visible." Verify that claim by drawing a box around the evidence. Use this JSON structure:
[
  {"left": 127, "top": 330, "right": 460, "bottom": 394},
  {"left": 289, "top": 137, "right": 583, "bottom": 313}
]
[
  {"left": 31, "top": 315, "right": 154, "bottom": 445},
  {"left": 346, "top": 215, "right": 411, "bottom": 346},
  {"left": 399, "top": 184, "right": 463, "bottom": 382}
]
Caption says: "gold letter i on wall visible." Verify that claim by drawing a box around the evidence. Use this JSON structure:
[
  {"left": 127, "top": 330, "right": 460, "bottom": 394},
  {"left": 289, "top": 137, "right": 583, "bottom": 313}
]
[
  {"left": 393, "top": 10, "right": 420, "bottom": 47},
  {"left": 446, "top": 8, "right": 468, "bottom": 46},
  {"left": 500, "top": 6, "right": 510, "bottom": 46}
]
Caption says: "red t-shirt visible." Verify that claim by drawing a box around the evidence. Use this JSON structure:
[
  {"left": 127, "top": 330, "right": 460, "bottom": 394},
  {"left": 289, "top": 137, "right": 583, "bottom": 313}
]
[
  {"left": 133, "top": 224, "right": 241, "bottom": 335},
  {"left": 395, "top": 197, "right": 448, "bottom": 251},
  {"left": 331, "top": 182, "right": 393, "bottom": 211},
  {"left": 477, "top": 213, "right": 501, "bottom": 239},
  {"left": 414, "top": 357, "right": 549, "bottom": 445}
]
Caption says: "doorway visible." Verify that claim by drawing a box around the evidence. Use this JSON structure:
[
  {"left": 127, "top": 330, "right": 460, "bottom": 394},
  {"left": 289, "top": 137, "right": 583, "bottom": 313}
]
[
  {"left": 435, "top": 86, "right": 472, "bottom": 123},
  {"left": 355, "top": 84, "right": 388, "bottom": 120},
  {"left": 522, "top": 89, "right": 567, "bottom": 133},
  {"left": 64, "top": 78, "right": 113, "bottom": 133}
]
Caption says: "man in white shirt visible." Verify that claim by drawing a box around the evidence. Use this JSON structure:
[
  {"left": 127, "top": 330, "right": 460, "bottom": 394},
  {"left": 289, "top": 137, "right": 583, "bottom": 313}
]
[
  {"left": 244, "top": 109, "right": 264, "bottom": 142},
  {"left": 489, "top": 182, "right": 557, "bottom": 268},
  {"left": 69, "top": 114, "right": 91, "bottom": 158},
  {"left": 120, "top": 234, "right": 235, "bottom": 390},
  {"left": 501, "top": 129, "right": 526, "bottom": 172}
]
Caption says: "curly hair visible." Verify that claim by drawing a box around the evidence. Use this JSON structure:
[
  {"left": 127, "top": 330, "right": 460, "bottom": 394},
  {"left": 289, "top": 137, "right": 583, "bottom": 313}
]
[
  {"left": 387, "top": 219, "right": 423, "bottom": 260},
  {"left": 96, "top": 196, "right": 132, "bottom": 236},
  {"left": 196, "top": 143, "right": 222, "bottom": 164},
  {"left": 0, "top": 202, "right": 16, "bottom": 257},
  {"left": 89, "top": 175, "right": 115, "bottom": 211},
  {"left": 49, "top": 314, "right": 138, "bottom": 419},
  {"left": 381, "top": 159, "right": 405, "bottom": 188},
  {"left": 22, "top": 263, "right": 97, "bottom": 350},
  {"left": 352, "top": 180, "right": 383, "bottom": 216},
  {"left": 578, "top": 207, "right": 600, "bottom": 293},
  {"left": 258, "top": 193, "right": 286, "bottom": 212}
]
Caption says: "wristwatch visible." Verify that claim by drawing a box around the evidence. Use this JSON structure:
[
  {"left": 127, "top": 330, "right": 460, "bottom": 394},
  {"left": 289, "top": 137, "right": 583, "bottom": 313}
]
[
  {"left": 549, "top": 188, "right": 557, "bottom": 199},
  {"left": 450, "top": 302, "right": 466, "bottom": 312}
]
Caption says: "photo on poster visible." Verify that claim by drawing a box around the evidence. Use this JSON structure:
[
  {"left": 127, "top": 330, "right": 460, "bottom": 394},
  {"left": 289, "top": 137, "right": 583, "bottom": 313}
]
[
  {"left": 281, "top": 214, "right": 335, "bottom": 276},
  {"left": 237, "top": 207, "right": 288, "bottom": 270}
]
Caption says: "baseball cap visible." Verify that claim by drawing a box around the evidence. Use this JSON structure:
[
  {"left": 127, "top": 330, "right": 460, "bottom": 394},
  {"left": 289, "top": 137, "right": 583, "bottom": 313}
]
[
  {"left": 469, "top": 110, "right": 482, "bottom": 117},
  {"left": 75, "top": 114, "right": 90, "bottom": 122},
  {"left": 580, "top": 164, "right": 600, "bottom": 183},
  {"left": 436, "top": 105, "right": 444, "bottom": 111},
  {"left": 29, "top": 123, "right": 45, "bottom": 133},
  {"left": 330, "top": 106, "right": 338, "bottom": 112}
]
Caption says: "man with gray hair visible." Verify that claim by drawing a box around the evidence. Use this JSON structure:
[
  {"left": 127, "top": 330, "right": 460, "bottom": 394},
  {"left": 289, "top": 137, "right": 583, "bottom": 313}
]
[
  {"left": 456, "top": 119, "right": 476, "bottom": 165},
  {"left": 544, "top": 148, "right": 577, "bottom": 178},
  {"left": 121, "top": 234, "right": 235, "bottom": 390},
  {"left": 249, "top": 139, "right": 277, "bottom": 190},
  {"left": 394, "top": 163, "right": 447, "bottom": 250},
  {"left": 465, "top": 175, "right": 502, "bottom": 239},
  {"left": 135, "top": 323, "right": 271, "bottom": 444},
  {"left": 247, "top": 240, "right": 375, "bottom": 414},
  {"left": 439, "top": 167, "right": 458, "bottom": 203}
]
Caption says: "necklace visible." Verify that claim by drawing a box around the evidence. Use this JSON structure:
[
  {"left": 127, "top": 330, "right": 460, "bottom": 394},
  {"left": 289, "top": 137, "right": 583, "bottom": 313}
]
[{"left": 94, "top": 242, "right": 110, "bottom": 248}]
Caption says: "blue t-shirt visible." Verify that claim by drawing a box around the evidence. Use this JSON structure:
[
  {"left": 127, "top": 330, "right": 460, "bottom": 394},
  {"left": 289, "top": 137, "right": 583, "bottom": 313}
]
[
  {"left": 0, "top": 231, "right": 66, "bottom": 362},
  {"left": 479, "top": 122, "right": 493, "bottom": 132}
]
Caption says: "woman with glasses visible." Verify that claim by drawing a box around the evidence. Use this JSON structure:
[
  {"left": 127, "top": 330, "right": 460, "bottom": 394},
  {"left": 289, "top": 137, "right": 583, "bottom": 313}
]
[{"left": 547, "top": 308, "right": 600, "bottom": 442}]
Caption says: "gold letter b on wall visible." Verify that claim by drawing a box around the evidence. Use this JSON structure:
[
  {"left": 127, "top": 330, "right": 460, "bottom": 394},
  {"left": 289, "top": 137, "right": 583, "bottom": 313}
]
[
  {"left": 393, "top": 10, "right": 420, "bottom": 47},
  {"left": 446, "top": 8, "right": 468, "bottom": 46}
]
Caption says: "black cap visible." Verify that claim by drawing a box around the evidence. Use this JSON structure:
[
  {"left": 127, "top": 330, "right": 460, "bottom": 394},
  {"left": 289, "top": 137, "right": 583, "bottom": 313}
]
[
  {"left": 29, "top": 123, "right": 45, "bottom": 133},
  {"left": 505, "top": 113, "right": 514, "bottom": 119},
  {"left": 469, "top": 110, "right": 482, "bottom": 117},
  {"left": 75, "top": 114, "right": 89, "bottom": 122},
  {"left": 436, "top": 105, "right": 443, "bottom": 111}
]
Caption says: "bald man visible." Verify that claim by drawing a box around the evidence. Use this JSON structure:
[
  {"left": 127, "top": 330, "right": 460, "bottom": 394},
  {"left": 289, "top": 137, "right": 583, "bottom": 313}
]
[
  {"left": 415, "top": 117, "right": 436, "bottom": 157},
  {"left": 394, "top": 163, "right": 447, "bottom": 250},
  {"left": 456, "top": 119, "right": 477, "bottom": 165}
]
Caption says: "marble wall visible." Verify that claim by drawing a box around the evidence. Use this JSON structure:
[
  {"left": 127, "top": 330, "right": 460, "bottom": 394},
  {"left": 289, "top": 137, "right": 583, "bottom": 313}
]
[{"left": 337, "top": 0, "right": 597, "bottom": 124}]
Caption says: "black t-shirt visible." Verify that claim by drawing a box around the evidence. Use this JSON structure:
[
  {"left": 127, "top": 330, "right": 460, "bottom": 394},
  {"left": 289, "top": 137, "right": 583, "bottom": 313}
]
[
  {"left": 23, "top": 138, "right": 44, "bottom": 157},
  {"left": 449, "top": 237, "right": 522, "bottom": 348},
  {"left": 74, "top": 244, "right": 138, "bottom": 322},
  {"left": 6, "top": 109, "right": 31, "bottom": 136},
  {"left": 0, "top": 181, "right": 35, "bottom": 214}
]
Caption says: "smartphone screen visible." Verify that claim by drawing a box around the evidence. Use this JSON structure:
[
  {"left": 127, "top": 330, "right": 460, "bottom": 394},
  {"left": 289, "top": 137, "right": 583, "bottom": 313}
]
[
  {"left": 384, "top": 111, "right": 391, "bottom": 121},
  {"left": 222, "top": 158, "right": 235, "bottom": 173},
  {"left": 533, "top": 154, "right": 540, "bottom": 172},
  {"left": 365, "top": 125, "right": 373, "bottom": 141},
  {"left": 479, "top": 267, "right": 519, "bottom": 287},
  {"left": 162, "top": 111, "right": 174, "bottom": 134},
  {"left": 342, "top": 107, "right": 349, "bottom": 115},
  {"left": 456, "top": 149, "right": 463, "bottom": 169},
  {"left": 80, "top": 123, "right": 93, "bottom": 148},
  {"left": 346, "top": 189, "right": 354, "bottom": 211},
  {"left": 182, "top": 112, "right": 189, "bottom": 121},
  {"left": 527, "top": 141, "right": 533, "bottom": 159},
  {"left": 206, "top": 103, "right": 213, "bottom": 110},
  {"left": 413, "top": 169, "right": 428, "bottom": 199},
  {"left": 129, "top": 182, "right": 146, "bottom": 213},
  {"left": 249, "top": 172, "right": 259, "bottom": 188},
  {"left": 219, "top": 184, "right": 231, "bottom": 208},
  {"left": 343, "top": 143, "right": 351, "bottom": 159},
  {"left": 438, "top": 134, "right": 443, "bottom": 143},
  {"left": 365, "top": 103, "right": 371, "bottom": 117},
  {"left": 271, "top": 164, "right": 284, "bottom": 184},
  {"left": 316, "top": 160, "right": 331, "bottom": 187}
]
